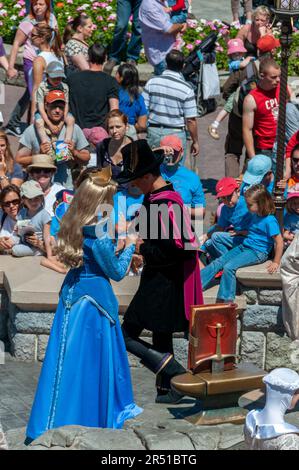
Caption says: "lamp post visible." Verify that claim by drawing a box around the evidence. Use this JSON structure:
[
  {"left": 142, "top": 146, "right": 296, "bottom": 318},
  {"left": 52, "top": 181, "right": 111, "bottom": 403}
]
[{"left": 272, "top": 1, "right": 299, "bottom": 229}]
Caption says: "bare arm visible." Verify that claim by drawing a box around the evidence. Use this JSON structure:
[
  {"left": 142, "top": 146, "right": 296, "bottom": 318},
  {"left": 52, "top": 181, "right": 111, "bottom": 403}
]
[
  {"left": 8, "top": 29, "right": 28, "bottom": 79},
  {"left": 43, "top": 223, "right": 52, "bottom": 259},
  {"left": 186, "top": 117, "right": 199, "bottom": 156},
  {"left": 135, "top": 115, "right": 147, "bottom": 133},
  {"left": 109, "top": 97, "right": 119, "bottom": 111},
  {"left": 267, "top": 233, "right": 284, "bottom": 273},
  {"left": 30, "top": 57, "right": 46, "bottom": 122},
  {"left": 71, "top": 147, "right": 90, "bottom": 163},
  {"left": 16, "top": 145, "right": 33, "bottom": 168},
  {"left": 71, "top": 53, "right": 89, "bottom": 71},
  {"left": 167, "top": 23, "right": 185, "bottom": 35},
  {"left": 242, "top": 94, "right": 256, "bottom": 158}
]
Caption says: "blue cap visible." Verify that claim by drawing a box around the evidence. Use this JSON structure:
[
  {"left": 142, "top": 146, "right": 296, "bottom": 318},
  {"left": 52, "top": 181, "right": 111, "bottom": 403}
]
[
  {"left": 243, "top": 154, "right": 272, "bottom": 185},
  {"left": 46, "top": 61, "right": 66, "bottom": 79}
]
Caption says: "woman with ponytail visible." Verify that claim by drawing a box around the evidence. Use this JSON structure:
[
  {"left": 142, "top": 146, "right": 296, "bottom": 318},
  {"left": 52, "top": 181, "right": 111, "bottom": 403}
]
[
  {"left": 30, "top": 24, "right": 64, "bottom": 121},
  {"left": 64, "top": 15, "right": 94, "bottom": 73},
  {"left": 6, "top": 0, "right": 58, "bottom": 137}
]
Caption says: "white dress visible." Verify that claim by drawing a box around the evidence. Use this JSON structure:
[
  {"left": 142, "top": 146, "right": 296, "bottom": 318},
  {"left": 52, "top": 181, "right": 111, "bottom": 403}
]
[{"left": 0, "top": 421, "right": 8, "bottom": 450}]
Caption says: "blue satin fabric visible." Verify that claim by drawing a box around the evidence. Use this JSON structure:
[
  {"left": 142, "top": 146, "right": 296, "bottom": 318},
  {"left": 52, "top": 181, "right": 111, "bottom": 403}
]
[{"left": 26, "top": 226, "right": 142, "bottom": 440}]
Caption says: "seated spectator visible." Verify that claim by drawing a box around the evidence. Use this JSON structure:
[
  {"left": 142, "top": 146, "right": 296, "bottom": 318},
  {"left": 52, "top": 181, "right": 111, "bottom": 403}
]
[
  {"left": 27, "top": 154, "right": 65, "bottom": 217},
  {"left": 68, "top": 43, "right": 119, "bottom": 144},
  {"left": 0, "top": 185, "right": 21, "bottom": 254},
  {"left": 34, "top": 61, "right": 75, "bottom": 152},
  {"left": 0, "top": 131, "right": 24, "bottom": 190},
  {"left": 287, "top": 145, "right": 299, "bottom": 188},
  {"left": 202, "top": 177, "right": 252, "bottom": 260},
  {"left": 241, "top": 154, "right": 273, "bottom": 194},
  {"left": 12, "top": 181, "right": 52, "bottom": 258},
  {"left": 50, "top": 189, "right": 74, "bottom": 239},
  {"left": 16, "top": 90, "right": 90, "bottom": 189},
  {"left": 159, "top": 135, "right": 205, "bottom": 218},
  {"left": 283, "top": 186, "right": 299, "bottom": 248},
  {"left": 96, "top": 110, "right": 132, "bottom": 189},
  {"left": 64, "top": 15, "right": 93, "bottom": 74},
  {"left": 201, "top": 184, "right": 283, "bottom": 302},
  {"left": 116, "top": 63, "right": 147, "bottom": 140}
]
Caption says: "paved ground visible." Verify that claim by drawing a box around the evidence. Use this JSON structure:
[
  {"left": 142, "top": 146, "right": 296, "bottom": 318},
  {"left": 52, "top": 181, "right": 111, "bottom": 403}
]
[{"left": 192, "top": 0, "right": 231, "bottom": 22}]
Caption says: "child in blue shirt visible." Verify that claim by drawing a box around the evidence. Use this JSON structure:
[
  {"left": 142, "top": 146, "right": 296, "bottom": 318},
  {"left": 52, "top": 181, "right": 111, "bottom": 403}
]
[
  {"left": 283, "top": 189, "right": 299, "bottom": 247},
  {"left": 202, "top": 177, "right": 252, "bottom": 260},
  {"left": 201, "top": 184, "right": 283, "bottom": 302}
]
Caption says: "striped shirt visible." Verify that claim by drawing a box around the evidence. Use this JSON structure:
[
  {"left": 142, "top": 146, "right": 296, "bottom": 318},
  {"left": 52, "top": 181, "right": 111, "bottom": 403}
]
[{"left": 142, "top": 70, "right": 197, "bottom": 128}]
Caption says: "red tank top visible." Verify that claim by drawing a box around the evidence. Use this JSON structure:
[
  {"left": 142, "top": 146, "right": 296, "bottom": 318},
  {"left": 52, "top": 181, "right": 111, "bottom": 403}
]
[{"left": 250, "top": 84, "right": 280, "bottom": 150}]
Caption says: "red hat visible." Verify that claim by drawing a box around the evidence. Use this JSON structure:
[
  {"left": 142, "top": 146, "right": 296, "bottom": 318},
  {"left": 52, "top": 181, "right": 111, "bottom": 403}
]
[
  {"left": 45, "top": 89, "right": 66, "bottom": 104},
  {"left": 257, "top": 35, "right": 280, "bottom": 53},
  {"left": 160, "top": 135, "right": 183, "bottom": 151},
  {"left": 215, "top": 177, "right": 239, "bottom": 198},
  {"left": 287, "top": 183, "right": 299, "bottom": 200}
]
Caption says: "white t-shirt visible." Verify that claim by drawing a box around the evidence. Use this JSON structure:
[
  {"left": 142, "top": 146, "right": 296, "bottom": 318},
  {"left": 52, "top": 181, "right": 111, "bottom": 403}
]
[
  {"left": 0, "top": 214, "right": 17, "bottom": 238},
  {"left": 44, "top": 183, "right": 65, "bottom": 217}
]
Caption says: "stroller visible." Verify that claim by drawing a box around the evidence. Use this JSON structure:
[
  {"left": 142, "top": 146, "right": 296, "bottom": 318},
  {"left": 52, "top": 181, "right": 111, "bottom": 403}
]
[{"left": 183, "top": 32, "right": 219, "bottom": 117}]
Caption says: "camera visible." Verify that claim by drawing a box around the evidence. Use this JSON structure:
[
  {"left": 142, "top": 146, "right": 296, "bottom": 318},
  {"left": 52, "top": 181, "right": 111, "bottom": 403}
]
[{"left": 163, "top": 149, "right": 181, "bottom": 165}]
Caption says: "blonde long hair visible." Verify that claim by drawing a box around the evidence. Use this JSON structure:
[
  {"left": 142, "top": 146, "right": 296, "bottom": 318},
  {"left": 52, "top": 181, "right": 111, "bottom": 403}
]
[
  {"left": 57, "top": 170, "right": 117, "bottom": 268},
  {"left": 0, "top": 130, "right": 14, "bottom": 174}
]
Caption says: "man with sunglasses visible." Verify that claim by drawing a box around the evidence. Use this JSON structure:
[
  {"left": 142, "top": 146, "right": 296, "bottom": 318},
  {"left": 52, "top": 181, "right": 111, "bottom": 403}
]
[{"left": 16, "top": 90, "right": 90, "bottom": 189}]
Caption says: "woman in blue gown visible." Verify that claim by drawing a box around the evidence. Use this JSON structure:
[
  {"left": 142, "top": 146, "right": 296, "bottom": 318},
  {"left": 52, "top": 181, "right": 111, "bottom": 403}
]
[{"left": 26, "top": 167, "right": 142, "bottom": 441}]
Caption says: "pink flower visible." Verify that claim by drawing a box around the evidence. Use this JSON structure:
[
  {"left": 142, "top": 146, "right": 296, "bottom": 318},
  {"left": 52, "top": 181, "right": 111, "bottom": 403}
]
[
  {"left": 195, "top": 39, "right": 202, "bottom": 45},
  {"left": 186, "top": 44, "right": 194, "bottom": 50},
  {"left": 216, "top": 45, "right": 224, "bottom": 52}
]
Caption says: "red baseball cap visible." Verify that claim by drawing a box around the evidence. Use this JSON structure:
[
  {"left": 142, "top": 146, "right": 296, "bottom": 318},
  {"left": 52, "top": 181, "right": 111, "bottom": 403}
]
[
  {"left": 160, "top": 135, "right": 183, "bottom": 151},
  {"left": 257, "top": 35, "right": 280, "bottom": 53},
  {"left": 215, "top": 177, "right": 239, "bottom": 198},
  {"left": 45, "top": 89, "right": 66, "bottom": 104}
]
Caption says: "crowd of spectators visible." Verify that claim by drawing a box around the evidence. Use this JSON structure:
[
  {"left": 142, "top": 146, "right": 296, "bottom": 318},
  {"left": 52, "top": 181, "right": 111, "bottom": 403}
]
[{"left": 0, "top": 0, "right": 299, "bottom": 304}]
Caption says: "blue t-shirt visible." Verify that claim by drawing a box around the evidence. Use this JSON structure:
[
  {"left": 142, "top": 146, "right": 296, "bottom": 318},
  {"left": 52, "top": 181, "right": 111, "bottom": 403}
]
[
  {"left": 243, "top": 214, "right": 280, "bottom": 253},
  {"left": 284, "top": 212, "right": 299, "bottom": 233},
  {"left": 119, "top": 89, "right": 147, "bottom": 125},
  {"left": 218, "top": 195, "right": 252, "bottom": 231},
  {"left": 160, "top": 165, "right": 206, "bottom": 208},
  {"left": 113, "top": 190, "right": 144, "bottom": 223}
]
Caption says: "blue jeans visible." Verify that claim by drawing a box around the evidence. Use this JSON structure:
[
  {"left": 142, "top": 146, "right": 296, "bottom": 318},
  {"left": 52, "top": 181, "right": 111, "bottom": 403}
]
[
  {"left": 207, "top": 232, "right": 246, "bottom": 259},
  {"left": 201, "top": 244, "right": 268, "bottom": 301},
  {"left": 147, "top": 126, "right": 187, "bottom": 165},
  {"left": 154, "top": 60, "right": 167, "bottom": 76},
  {"left": 109, "top": 0, "right": 142, "bottom": 62}
]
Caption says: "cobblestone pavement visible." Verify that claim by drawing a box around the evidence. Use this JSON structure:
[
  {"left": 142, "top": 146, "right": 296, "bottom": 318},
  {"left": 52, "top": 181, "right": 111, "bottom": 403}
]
[{"left": 193, "top": 0, "right": 231, "bottom": 22}]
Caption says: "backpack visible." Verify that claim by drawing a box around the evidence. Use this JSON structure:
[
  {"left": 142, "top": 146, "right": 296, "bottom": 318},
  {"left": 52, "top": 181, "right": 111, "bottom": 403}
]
[{"left": 233, "top": 61, "right": 259, "bottom": 118}]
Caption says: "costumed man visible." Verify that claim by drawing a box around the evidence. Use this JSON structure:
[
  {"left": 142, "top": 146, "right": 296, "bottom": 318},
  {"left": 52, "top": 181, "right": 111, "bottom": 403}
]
[{"left": 117, "top": 140, "right": 203, "bottom": 404}]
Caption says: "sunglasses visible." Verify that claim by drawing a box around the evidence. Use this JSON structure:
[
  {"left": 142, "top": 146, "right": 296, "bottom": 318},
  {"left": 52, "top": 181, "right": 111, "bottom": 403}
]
[
  {"left": 291, "top": 158, "right": 299, "bottom": 165},
  {"left": 30, "top": 168, "right": 54, "bottom": 174},
  {"left": 31, "top": 33, "right": 40, "bottom": 38},
  {"left": 2, "top": 199, "right": 20, "bottom": 208}
]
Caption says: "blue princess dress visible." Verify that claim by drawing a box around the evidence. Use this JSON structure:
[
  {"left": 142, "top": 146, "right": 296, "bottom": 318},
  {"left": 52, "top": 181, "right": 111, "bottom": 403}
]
[{"left": 26, "top": 225, "right": 142, "bottom": 441}]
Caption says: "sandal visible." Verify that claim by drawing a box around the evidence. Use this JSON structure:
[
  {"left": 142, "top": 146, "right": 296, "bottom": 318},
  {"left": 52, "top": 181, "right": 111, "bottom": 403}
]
[{"left": 208, "top": 125, "right": 220, "bottom": 140}]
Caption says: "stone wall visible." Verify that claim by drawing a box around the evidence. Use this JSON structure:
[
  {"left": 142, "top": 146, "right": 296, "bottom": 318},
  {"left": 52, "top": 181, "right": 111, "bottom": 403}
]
[{"left": 239, "top": 287, "right": 299, "bottom": 373}]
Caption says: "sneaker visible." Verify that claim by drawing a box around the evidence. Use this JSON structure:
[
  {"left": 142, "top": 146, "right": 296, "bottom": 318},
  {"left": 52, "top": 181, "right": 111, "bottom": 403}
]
[
  {"left": 103, "top": 58, "right": 118, "bottom": 75},
  {"left": 5, "top": 125, "right": 23, "bottom": 137},
  {"left": 214, "top": 270, "right": 223, "bottom": 279},
  {"left": 208, "top": 125, "right": 220, "bottom": 140}
]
